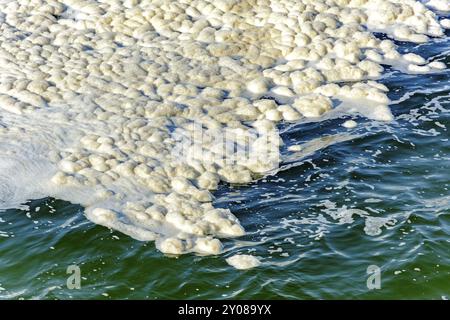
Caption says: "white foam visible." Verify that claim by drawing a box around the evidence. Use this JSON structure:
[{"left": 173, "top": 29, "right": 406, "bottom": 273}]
[
  {"left": 441, "top": 19, "right": 450, "bottom": 29},
  {"left": 426, "top": 0, "right": 450, "bottom": 12},
  {"left": 320, "top": 201, "right": 397, "bottom": 236},
  {"left": 226, "top": 254, "right": 261, "bottom": 270},
  {"left": 342, "top": 120, "right": 358, "bottom": 129},
  {"left": 364, "top": 216, "right": 397, "bottom": 236},
  {"left": 0, "top": 0, "right": 446, "bottom": 257}
]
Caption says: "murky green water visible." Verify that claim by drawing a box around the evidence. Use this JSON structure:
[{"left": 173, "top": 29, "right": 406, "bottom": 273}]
[{"left": 0, "top": 33, "right": 449, "bottom": 300}]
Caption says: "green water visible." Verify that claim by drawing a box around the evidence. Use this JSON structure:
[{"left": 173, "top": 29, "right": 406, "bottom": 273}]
[{"left": 0, "top": 36, "right": 449, "bottom": 301}]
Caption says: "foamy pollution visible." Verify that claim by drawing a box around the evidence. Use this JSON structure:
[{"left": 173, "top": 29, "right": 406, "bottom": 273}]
[{"left": 0, "top": 0, "right": 448, "bottom": 268}]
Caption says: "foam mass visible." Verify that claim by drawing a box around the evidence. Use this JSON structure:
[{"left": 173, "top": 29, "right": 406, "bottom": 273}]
[{"left": 0, "top": 0, "right": 448, "bottom": 257}]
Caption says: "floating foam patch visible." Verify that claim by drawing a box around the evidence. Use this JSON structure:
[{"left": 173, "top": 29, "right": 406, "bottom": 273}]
[
  {"left": 226, "top": 254, "right": 261, "bottom": 270},
  {"left": 0, "top": 0, "right": 447, "bottom": 259}
]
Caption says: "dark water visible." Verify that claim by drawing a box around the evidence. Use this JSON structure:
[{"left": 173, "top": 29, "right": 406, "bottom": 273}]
[{"left": 0, "top": 34, "right": 449, "bottom": 300}]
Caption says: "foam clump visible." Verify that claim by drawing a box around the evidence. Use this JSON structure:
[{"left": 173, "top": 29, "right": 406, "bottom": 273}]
[
  {"left": 426, "top": 0, "right": 450, "bottom": 12},
  {"left": 0, "top": 0, "right": 447, "bottom": 256},
  {"left": 441, "top": 19, "right": 450, "bottom": 29},
  {"left": 226, "top": 254, "right": 261, "bottom": 270},
  {"left": 343, "top": 120, "right": 358, "bottom": 129},
  {"left": 293, "top": 94, "right": 333, "bottom": 118}
]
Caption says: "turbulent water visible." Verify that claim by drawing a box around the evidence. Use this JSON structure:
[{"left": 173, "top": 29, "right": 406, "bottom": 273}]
[{"left": 0, "top": 0, "right": 449, "bottom": 298}]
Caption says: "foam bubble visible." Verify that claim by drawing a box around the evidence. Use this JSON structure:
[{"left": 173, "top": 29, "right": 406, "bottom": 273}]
[
  {"left": 441, "top": 19, "right": 450, "bottom": 29},
  {"left": 226, "top": 254, "right": 261, "bottom": 270},
  {"left": 343, "top": 120, "right": 358, "bottom": 129},
  {"left": 426, "top": 0, "right": 450, "bottom": 12}
]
